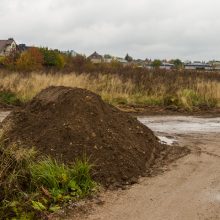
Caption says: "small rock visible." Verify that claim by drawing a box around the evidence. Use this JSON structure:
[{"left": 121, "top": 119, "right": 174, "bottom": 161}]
[{"left": 91, "top": 132, "right": 96, "bottom": 137}]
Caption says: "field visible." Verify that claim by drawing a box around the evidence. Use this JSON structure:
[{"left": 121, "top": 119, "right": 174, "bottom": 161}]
[{"left": 0, "top": 70, "right": 220, "bottom": 110}]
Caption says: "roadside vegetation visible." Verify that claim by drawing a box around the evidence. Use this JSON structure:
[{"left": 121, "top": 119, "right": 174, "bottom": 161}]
[
  {"left": 0, "top": 144, "right": 96, "bottom": 219},
  {"left": 0, "top": 70, "right": 220, "bottom": 110}
]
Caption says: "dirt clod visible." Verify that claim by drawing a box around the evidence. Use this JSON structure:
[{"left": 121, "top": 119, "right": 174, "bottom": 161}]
[{"left": 1, "top": 86, "right": 161, "bottom": 186}]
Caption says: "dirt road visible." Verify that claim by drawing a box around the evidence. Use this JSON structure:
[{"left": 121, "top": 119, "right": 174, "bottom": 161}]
[{"left": 70, "top": 116, "right": 220, "bottom": 220}]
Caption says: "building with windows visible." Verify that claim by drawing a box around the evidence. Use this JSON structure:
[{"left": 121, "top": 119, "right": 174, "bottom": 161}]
[
  {"left": 184, "top": 62, "right": 212, "bottom": 70},
  {"left": 0, "top": 38, "right": 17, "bottom": 56},
  {"left": 88, "top": 51, "right": 103, "bottom": 63}
]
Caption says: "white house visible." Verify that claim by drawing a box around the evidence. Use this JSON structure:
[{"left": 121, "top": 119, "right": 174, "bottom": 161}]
[
  {"left": 88, "top": 51, "right": 103, "bottom": 64},
  {"left": 160, "top": 63, "right": 174, "bottom": 70},
  {"left": 115, "top": 57, "right": 128, "bottom": 66},
  {"left": 0, "top": 38, "right": 17, "bottom": 56},
  {"left": 103, "top": 54, "right": 114, "bottom": 63},
  {"left": 184, "top": 62, "right": 212, "bottom": 70},
  {"left": 209, "top": 61, "right": 220, "bottom": 70}
]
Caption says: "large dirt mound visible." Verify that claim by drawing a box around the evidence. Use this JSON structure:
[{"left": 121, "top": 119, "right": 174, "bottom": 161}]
[{"left": 1, "top": 86, "right": 161, "bottom": 186}]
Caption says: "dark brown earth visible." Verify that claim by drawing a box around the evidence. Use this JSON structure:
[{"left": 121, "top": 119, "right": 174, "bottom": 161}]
[
  {"left": 117, "top": 104, "right": 220, "bottom": 117},
  {"left": 1, "top": 86, "right": 163, "bottom": 187},
  {"left": 0, "top": 103, "right": 16, "bottom": 110}
]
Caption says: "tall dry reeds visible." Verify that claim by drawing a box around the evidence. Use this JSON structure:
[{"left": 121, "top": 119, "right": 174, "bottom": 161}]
[{"left": 0, "top": 71, "right": 219, "bottom": 109}]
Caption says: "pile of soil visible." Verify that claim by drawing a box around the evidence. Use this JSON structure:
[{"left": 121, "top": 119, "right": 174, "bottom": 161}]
[{"left": 1, "top": 86, "right": 161, "bottom": 186}]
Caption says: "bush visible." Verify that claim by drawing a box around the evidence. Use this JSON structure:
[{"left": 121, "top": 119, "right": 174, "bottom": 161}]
[
  {"left": 16, "top": 48, "right": 43, "bottom": 71},
  {"left": 40, "top": 48, "right": 65, "bottom": 69},
  {"left": 1, "top": 52, "right": 20, "bottom": 70},
  {"left": 0, "top": 56, "right": 5, "bottom": 65}
]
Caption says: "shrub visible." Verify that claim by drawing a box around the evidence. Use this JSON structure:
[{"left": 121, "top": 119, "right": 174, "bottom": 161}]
[
  {"left": 152, "top": 59, "right": 162, "bottom": 68},
  {"left": 40, "top": 48, "right": 65, "bottom": 69},
  {"left": 2, "top": 52, "right": 20, "bottom": 70},
  {"left": 16, "top": 48, "right": 43, "bottom": 71},
  {"left": 0, "top": 56, "right": 5, "bottom": 65}
]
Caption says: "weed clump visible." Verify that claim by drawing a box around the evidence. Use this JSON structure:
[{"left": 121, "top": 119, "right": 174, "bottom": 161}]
[
  {"left": 0, "top": 91, "right": 21, "bottom": 105},
  {"left": 177, "top": 89, "right": 218, "bottom": 110},
  {"left": 30, "top": 157, "right": 95, "bottom": 199},
  {"left": 0, "top": 145, "right": 96, "bottom": 219}
]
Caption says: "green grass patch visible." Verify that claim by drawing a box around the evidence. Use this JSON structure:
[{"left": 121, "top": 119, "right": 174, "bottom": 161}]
[
  {"left": 102, "top": 90, "right": 218, "bottom": 111},
  {"left": 0, "top": 146, "right": 96, "bottom": 219},
  {"left": 178, "top": 89, "right": 218, "bottom": 110},
  {"left": 129, "top": 94, "right": 164, "bottom": 106},
  {"left": 110, "top": 97, "right": 128, "bottom": 105},
  {"left": 0, "top": 91, "right": 21, "bottom": 105}
]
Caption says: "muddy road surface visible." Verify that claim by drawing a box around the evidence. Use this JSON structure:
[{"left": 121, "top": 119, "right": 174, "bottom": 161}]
[{"left": 70, "top": 116, "right": 220, "bottom": 220}]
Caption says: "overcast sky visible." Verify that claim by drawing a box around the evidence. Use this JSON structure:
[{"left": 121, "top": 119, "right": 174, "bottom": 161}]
[{"left": 0, "top": 0, "right": 219, "bottom": 61}]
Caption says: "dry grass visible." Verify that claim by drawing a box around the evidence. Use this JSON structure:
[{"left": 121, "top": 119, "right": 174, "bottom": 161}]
[
  {"left": 0, "top": 71, "right": 219, "bottom": 109},
  {"left": 0, "top": 72, "right": 135, "bottom": 103}
]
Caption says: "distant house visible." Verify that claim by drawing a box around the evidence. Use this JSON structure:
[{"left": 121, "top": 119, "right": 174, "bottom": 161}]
[
  {"left": 103, "top": 54, "right": 113, "bottom": 63},
  {"left": 0, "top": 38, "right": 17, "bottom": 56},
  {"left": 115, "top": 57, "right": 128, "bottom": 66},
  {"left": 88, "top": 51, "right": 103, "bottom": 64},
  {"left": 160, "top": 63, "right": 174, "bottom": 70},
  {"left": 132, "top": 59, "right": 147, "bottom": 68},
  {"left": 145, "top": 59, "right": 153, "bottom": 69},
  {"left": 184, "top": 62, "right": 212, "bottom": 70},
  {"left": 146, "top": 65, "right": 153, "bottom": 70},
  {"left": 145, "top": 62, "right": 174, "bottom": 70},
  {"left": 209, "top": 61, "right": 220, "bottom": 70}
]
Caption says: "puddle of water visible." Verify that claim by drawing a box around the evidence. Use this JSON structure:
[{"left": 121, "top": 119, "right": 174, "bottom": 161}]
[
  {"left": 158, "top": 136, "right": 176, "bottom": 145},
  {"left": 138, "top": 116, "right": 220, "bottom": 134}
]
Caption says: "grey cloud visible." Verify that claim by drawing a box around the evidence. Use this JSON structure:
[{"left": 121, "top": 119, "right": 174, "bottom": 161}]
[{"left": 0, "top": 0, "right": 220, "bottom": 60}]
